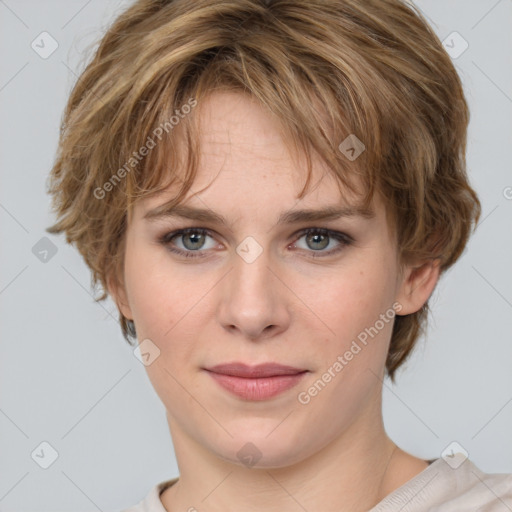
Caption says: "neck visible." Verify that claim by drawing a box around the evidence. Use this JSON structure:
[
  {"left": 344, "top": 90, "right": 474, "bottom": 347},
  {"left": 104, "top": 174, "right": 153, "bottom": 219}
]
[{"left": 160, "top": 404, "right": 418, "bottom": 512}]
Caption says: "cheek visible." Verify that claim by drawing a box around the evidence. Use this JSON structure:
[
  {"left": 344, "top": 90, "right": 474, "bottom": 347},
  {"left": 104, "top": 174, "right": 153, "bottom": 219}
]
[
  {"left": 303, "top": 261, "right": 396, "bottom": 341},
  {"left": 123, "top": 247, "right": 207, "bottom": 399},
  {"left": 124, "top": 268, "right": 171, "bottom": 340},
  {"left": 123, "top": 242, "right": 192, "bottom": 338},
  {"left": 297, "top": 261, "right": 398, "bottom": 396},
  {"left": 123, "top": 243, "right": 212, "bottom": 363},
  {"left": 293, "top": 265, "right": 397, "bottom": 423}
]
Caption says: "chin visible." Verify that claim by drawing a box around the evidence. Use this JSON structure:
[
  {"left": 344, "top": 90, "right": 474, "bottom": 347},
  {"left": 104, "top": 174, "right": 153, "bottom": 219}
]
[{"left": 210, "top": 430, "right": 318, "bottom": 470}]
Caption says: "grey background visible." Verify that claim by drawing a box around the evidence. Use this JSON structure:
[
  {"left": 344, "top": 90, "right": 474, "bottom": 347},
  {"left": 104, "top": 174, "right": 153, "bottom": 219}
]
[{"left": 0, "top": 0, "right": 511, "bottom": 510}]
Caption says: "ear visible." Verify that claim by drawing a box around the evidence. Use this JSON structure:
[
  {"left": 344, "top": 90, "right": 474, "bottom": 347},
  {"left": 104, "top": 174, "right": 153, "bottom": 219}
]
[
  {"left": 107, "top": 273, "right": 133, "bottom": 321},
  {"left": 395, "top": 258, "right": 441, "bottom": 315}
]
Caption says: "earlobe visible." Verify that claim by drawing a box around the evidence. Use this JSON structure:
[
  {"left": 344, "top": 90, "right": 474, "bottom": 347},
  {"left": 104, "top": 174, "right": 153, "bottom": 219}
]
[
  {"left": 106, "top": 274, "right": 133, "bottom": 320},
  {"left": 395, "top": 259, "right": 441, "bottom": 316}
]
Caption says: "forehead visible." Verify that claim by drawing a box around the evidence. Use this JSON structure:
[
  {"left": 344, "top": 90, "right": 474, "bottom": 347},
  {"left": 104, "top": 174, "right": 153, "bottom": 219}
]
[{"left": 133, "top": 90, "right": 377, "bottom": 222}]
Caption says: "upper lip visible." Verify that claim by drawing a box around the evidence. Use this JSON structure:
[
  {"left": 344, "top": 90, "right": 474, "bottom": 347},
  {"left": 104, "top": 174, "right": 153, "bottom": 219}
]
[{"left": 205, "top": 362, "right": 308, "bottom": 378}]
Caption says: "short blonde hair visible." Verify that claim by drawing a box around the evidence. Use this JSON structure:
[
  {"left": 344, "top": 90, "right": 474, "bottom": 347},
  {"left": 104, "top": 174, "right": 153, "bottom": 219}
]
[{"left": 46, "top": 0, "right": 480, "bottom": 382}]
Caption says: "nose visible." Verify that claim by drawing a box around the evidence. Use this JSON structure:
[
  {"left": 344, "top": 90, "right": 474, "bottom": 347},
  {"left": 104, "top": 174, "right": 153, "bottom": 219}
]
[{"left": 216, "top": 246, "right": 291, "bottom": 341}]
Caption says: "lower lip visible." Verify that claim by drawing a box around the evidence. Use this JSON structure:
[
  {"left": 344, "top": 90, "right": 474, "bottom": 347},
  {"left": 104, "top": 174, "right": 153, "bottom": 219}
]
[{"left": 206, "top": 371, "right": 308, "bottom": 401}]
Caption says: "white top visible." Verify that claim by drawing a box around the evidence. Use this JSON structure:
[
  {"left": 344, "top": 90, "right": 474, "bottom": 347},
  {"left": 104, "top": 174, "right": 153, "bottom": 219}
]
[{"left": 120, "top": 456, "right": 512, "bottom": 511}]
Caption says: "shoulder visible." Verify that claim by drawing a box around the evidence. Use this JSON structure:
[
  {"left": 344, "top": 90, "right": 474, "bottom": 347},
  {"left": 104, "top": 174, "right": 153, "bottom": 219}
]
[
  {"left": 118, "top": 477, "right": 179, "bottom": 512},
  {"left": 450, "top": 459, "right": 512, "bottom": 512},
  {"left": 371, "top": 456, "right": 512, "bottom": 511},
  {"left": 446, "top": 458, "right": 512, "bottom": 511}
]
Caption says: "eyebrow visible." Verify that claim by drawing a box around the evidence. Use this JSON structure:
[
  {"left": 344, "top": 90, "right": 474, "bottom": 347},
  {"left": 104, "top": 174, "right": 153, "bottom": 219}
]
[{"left": 144, "top": 203, "right": 375, "bottom": 225}]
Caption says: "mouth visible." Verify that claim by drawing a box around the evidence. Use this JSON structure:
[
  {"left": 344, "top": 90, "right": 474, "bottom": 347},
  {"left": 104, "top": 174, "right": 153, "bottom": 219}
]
[
  {"left": 203, "top": 362, "right": 309, "bottom": 401},
  {"left": 205, "top": 362, "right": 308, "bottom": 378}
]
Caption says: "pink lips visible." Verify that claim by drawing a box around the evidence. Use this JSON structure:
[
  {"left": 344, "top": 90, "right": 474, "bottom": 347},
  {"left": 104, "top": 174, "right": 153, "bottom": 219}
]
[{"left": 204, "top": 362, "right": 308, "bottom": 401}]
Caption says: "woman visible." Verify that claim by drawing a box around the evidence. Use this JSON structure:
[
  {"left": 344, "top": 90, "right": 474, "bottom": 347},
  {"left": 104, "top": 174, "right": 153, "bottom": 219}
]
[{"left": 46, "top": 0, "right": 512, "bottom": 510}]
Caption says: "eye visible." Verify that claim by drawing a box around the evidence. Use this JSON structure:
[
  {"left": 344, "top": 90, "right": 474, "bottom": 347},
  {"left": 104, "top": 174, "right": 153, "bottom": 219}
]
[
  {"left": 291, "top": 228, "right": 353, "bottom": 258},
  {"left": 158, "top": 227, "right": 353, "bottom": 259},
  {"left": 159, "top": 228, "right": 218, "bottom": 258}
]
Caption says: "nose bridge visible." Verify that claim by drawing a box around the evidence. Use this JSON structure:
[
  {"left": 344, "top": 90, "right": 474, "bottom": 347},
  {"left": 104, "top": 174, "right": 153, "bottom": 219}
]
[
  {"left": 233, "top": 245, "right": 271, "bottom": 297},
  {"left": 230, "top": 240, "right": 276, "bottom": 310}
]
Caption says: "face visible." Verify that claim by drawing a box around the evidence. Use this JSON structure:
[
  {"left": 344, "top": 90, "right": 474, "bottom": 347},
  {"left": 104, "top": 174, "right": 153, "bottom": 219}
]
[{"left": 112, "top": 91, "right": 435, "bottom": 468}]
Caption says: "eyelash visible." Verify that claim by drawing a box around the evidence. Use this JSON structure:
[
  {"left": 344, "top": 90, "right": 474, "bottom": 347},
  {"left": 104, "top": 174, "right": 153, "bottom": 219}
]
[{"left": 157, "top": 227, "right": 353, "bottom": 260}]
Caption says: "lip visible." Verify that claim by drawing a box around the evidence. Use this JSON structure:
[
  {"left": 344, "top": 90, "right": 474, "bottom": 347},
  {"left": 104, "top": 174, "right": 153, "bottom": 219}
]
[
  {"left": 206, "top": 362, "right": 307, "bottom": 378},
  {"left": 204, "top": 362, "right": 308, "bottom": 401}
]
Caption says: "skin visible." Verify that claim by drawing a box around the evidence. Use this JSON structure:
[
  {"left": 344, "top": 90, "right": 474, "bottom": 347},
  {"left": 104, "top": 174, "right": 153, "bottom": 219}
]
[{"left": 109, "top": 91, "right": 440, "bottom": 512}]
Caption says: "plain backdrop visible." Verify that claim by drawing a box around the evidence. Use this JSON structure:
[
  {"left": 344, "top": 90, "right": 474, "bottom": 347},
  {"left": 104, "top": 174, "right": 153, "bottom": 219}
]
[{"left": 1, "top": 0, "right": 511, "bottom": 510}]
